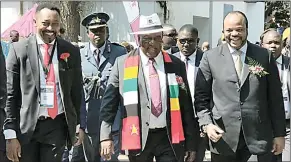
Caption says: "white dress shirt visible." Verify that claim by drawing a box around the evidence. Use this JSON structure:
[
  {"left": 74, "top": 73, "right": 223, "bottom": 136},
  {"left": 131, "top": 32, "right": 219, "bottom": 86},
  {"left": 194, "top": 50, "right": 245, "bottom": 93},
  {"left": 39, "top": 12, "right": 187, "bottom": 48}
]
[
  {"left": 139, "top": 49, "right": 167, "bottom": 129},
  {"left": 227, "top": 43, "right": 248, "bottom": 79},
  {"left": 165, "top": 48, "right": 172, "bottom": 55},
  {"left": 276, "top": 55, "right": 290, "bottom": 119},
  {"left": 4, "top": 35, "right": 64, "bottom": 139},
  {"left": 180, "top": 51, "right": 197, "bottom": 116}
]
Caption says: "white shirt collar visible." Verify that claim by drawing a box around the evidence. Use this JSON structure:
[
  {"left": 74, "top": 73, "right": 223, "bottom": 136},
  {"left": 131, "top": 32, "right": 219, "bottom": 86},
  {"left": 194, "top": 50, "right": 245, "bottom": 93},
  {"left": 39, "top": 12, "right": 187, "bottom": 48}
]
[
  {"left": 180, "top": 50, "right": 197, "bottom": 61},
  {"left": 227, "top": 42, "right": 248, "bottom": 54},
  {"left": 36, "top": 34, "right": 56, "bottom": 45},
  {"left": 276, "top": 55, "right": 283, "bottom": 65},
  {"left": 139, "top": 48, "right": 163, "bottom": 66},
  {"left": 90, "top": 41, "right": 106, "bottom": 55}
]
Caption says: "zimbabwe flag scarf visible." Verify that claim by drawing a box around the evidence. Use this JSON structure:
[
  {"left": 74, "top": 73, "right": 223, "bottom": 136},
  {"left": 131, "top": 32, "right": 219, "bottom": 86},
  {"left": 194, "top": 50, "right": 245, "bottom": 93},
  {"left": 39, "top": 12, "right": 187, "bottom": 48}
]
[{"left": 121, "top": 49, "right": 185, "bottom": 151}]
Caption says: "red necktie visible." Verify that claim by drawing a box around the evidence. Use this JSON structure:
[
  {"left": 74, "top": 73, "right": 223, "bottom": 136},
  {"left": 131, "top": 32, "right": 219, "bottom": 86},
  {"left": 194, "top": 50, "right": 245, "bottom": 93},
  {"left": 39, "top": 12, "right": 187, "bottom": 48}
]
[
  {"left": 43, "top": 44, "right": 58, "bottom": 119},
  {"left": 149, "top": 58, "right": 162, "bottom": 117}
]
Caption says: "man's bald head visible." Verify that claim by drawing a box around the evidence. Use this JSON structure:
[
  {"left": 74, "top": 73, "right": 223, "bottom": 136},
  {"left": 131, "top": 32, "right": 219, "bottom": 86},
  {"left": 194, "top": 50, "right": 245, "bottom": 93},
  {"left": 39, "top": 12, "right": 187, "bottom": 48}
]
[
  {"left": 179, "top": 24, "right": 199, "bottom": 36},
  {"left": 260, "top": 29, "right": 282, "bottom": 58},
  {"left": 223, "top": 11, "right": 248, "bottom": 29},
  {"left": 201, "top": 41, "right": 210, "bottom": 52},
  {"left": 162, "top": 24, "right": 177, "bottom": 50},
  {"left": 10, "top": 30, "right": 19, "bottom": 42}
]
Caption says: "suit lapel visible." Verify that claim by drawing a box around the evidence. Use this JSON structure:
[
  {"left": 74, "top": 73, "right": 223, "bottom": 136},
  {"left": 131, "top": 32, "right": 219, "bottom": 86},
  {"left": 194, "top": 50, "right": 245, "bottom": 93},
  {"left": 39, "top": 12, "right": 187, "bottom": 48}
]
[
  {"left": 99, "top": 42, "right": 110, "bottom": 69},
  {"left": 195, "top": 49, "right": 203, "bottom": 67},
  {"left": 84, "top": 43, "right": 98, "bottom": 68},
  {"left": 240, "top": 43, "right": 254, "bottom": 87},
  {"left": 221, "top": 44, "right": 239, "bottom": 83},
  {"left": 27, "top": 36, "right": 40, "bottom": 95},
  {"left": 57, "top": 38, "right": 67, "bottom": 105}
]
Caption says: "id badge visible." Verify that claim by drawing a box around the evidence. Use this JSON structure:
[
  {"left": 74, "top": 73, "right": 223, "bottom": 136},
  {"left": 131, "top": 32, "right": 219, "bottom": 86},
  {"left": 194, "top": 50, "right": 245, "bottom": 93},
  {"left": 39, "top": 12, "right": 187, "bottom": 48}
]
[{"left": 40, "top": 82, "right": 54, "bottom": 109}]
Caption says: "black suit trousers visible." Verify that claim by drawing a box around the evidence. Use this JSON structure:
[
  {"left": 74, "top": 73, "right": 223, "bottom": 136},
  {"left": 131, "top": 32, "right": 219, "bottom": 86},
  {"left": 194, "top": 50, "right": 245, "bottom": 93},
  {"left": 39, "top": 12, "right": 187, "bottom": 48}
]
[
  {"left": 20, "top": 114, "right": 68, "bottom": 162},
  {"left": 128, "top": 128, "right": 180, "bottom": 162},
  {"left": 211, "top": 129, "right": 274, "bottom": 162}
]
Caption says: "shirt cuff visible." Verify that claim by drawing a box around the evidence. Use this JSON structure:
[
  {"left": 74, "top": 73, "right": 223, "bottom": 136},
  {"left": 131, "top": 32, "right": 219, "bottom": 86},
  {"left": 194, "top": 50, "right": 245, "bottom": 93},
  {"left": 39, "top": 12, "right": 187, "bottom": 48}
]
[{"left": 3, "top": 129, "right": 17, "bottom": 139}]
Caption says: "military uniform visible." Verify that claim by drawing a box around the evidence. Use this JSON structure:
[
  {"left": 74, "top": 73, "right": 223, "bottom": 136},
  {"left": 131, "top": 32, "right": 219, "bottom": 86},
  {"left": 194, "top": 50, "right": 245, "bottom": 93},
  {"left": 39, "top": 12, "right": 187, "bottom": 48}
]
[{"left": 70, "top": 12, "right": 127, "bottom": 162}]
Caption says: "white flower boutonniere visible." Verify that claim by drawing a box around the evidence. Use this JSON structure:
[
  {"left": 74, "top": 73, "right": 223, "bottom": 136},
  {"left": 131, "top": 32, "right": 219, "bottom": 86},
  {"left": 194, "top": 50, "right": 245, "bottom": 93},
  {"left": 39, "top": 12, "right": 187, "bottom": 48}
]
[{"left": 247, "top": 57, "right": 269, "bottom": 77}]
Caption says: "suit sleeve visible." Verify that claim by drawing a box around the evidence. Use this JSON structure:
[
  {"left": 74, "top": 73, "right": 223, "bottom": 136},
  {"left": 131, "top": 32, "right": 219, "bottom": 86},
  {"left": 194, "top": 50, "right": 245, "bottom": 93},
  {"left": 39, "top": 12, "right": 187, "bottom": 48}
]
[
  {"left": 0, "top": 47, "right": 7, "bottom": 129},
  {"left": 179, "top": 61, "right": 200, "bottom": 151},
  {"left": 194, "top": 52, "right": 214, "bottom": 127},
  {"left": 79, "top": 87, "right": 87, "bottom": 130},
  {"left": 71, "top": 46, "right": 82, "bottom": 125},
  {"left": 100, "top": 56, "right": 121, "bottom": 142},
  {"left": 4, "top": 43, "right": 21, "bottom": 132},
  {"left": 267, "top": 53, "right": 286, "bottom": 137}
]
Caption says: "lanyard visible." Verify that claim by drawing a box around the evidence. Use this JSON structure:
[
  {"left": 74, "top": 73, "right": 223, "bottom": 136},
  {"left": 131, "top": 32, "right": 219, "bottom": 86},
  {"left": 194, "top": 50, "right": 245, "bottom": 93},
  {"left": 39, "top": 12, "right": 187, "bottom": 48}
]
[{"left": 36, "top": 41, "right": 57, "bottom": 79}]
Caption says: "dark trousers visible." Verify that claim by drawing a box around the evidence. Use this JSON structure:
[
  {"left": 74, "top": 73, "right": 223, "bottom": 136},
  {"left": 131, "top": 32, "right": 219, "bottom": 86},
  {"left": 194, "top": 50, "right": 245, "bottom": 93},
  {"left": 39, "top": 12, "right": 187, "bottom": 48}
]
[
  {"left": 70, "top": 132, "right": 120, "bottom": 162},
  {"left": 194, "top": 136, "right": 207, "bottom": 162},
  {"left": 20, "top": 114, "right": 68, "bottom": 162},
  {"left": 128, "top": 128, "right": 177, "bottom": 162},
  {"left": 0, "top": 150, "right": 11, "bottom": 162},
  {"left": 211, "top": 130, "right": 274, "bottom": 162}
]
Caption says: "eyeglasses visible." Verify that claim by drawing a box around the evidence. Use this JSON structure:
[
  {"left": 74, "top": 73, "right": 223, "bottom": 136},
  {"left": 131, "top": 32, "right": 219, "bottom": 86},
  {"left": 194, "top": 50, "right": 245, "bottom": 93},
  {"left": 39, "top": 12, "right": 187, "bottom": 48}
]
[{"left": 178, "top": 39, "right": 196, "bottom": 44}]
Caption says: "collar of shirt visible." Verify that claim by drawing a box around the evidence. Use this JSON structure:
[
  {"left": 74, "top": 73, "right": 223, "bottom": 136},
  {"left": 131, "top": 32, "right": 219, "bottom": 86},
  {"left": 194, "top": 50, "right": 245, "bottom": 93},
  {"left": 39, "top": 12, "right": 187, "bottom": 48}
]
[
  {"left": 139, "top": 48, "right": 163, "bottom": 67},
  {"left": 90, "top": 41, "right": 106, "bottom": 55},
  {"left": 180, "top": 50, "right": 197, "bottom": 62},
  {"left": 227, "top": 42, "right": 248, "bottom": 55},
  {"left": 165, "top": 48, "right": 171, "bottom": 54},
  {"left": 276, "top": 55, "right": 283, "bottom": 65},
  {"left": 36, "top": 34, "right": 56, "bottom": 46}
]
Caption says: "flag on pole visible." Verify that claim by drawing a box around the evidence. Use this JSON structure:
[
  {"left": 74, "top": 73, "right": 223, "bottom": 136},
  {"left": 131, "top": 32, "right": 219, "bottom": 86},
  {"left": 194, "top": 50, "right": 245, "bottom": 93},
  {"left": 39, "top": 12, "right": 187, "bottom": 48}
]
[{"left": 123, "top": 1, "right": 140, "bottom": 45}]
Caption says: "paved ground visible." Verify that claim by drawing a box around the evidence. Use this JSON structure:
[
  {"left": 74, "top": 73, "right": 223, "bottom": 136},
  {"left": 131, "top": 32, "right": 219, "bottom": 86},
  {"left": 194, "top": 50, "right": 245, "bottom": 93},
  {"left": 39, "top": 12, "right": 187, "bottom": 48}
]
[{"left": 118, "top": 150, "right": 212, "bottom": 161}]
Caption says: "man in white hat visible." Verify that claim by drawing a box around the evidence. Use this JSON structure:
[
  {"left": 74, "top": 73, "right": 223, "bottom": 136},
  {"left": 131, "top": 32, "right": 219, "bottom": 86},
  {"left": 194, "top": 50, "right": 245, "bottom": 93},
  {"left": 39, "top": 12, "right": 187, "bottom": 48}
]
[{"left": 99, "top": 13, "right": 200, "bottom": 162}]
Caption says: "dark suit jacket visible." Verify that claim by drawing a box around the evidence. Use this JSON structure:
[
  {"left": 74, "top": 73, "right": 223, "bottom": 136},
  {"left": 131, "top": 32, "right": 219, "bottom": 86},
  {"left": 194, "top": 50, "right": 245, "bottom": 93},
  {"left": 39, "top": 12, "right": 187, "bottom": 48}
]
[
  {"left": 4, "top": 35, "right": 82, "bottom": 147},
  {"left": 194, "top": 42, "right": 286, "bottom": 155},
  {"left": 100, "top": 49, "right": 199, "bottom": 159},
  {"left": 0, "top": 45, "right": 7, "bottom": 152}
]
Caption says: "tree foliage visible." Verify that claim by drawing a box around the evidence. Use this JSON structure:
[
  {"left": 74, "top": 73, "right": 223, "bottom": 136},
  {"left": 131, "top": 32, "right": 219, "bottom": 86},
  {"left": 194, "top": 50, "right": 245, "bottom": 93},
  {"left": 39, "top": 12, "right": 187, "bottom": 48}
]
[{"left": 265, "top": 1, "right": 290, "bottom": 28}]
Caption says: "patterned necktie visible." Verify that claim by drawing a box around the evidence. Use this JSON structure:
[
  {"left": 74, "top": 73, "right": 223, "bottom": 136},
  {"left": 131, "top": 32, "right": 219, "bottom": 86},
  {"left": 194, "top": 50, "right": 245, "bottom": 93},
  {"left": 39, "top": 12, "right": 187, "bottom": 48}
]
[
  {"left": 43, "top": 44, "right": 58, "bottom": 119},
  {"left": 149, "top": 58, "right": 162, "bottom": 117},
  {"left": 235, "top": 50, "right": 243, "bottom": 79}
]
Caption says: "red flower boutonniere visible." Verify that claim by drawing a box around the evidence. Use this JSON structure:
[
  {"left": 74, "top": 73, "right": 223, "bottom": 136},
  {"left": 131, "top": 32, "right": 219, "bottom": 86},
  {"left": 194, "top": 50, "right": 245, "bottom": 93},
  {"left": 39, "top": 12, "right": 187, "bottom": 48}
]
[
  {"left": 176, "top": 75, "right": 186, "bottom": 91},
  {"left": 60, "top": 53, "right": 70, "bottom": 62}
]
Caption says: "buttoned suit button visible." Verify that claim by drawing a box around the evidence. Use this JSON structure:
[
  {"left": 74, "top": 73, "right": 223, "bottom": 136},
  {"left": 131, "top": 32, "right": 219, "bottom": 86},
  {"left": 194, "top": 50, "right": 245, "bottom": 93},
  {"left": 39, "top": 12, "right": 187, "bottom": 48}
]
[
  {"left": 240, "top": 102, "right": 244, "bottom": 105},
  {"left": 238, "top": 116, "right": 241, "bottom": 120}
]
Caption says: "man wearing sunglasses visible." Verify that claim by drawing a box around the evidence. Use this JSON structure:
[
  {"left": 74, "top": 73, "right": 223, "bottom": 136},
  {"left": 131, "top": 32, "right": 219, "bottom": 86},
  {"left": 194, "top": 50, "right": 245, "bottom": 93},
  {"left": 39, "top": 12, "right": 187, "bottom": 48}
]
[
  {"left": 162, "top": 24, "right": 179, "bottom": 54},
  {"left": 173, "top": 24, "right": 206, "bottom": 162},
  {"left": 71, "top": 12, "right": 126, "bottom": 162}
]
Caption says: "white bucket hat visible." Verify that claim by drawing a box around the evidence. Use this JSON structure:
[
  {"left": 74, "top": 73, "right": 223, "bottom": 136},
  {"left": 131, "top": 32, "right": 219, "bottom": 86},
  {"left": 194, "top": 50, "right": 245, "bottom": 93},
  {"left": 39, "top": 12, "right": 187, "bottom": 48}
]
[{"left": 130, "top": 13, "right": 172, "bottom": 35}]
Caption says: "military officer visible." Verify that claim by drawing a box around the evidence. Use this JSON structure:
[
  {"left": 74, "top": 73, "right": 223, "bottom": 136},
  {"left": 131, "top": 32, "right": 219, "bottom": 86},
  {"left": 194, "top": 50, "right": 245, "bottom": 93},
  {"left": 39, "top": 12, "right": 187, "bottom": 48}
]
[{"left": 71, "top": 12, "right": 127, "bottom": 162}]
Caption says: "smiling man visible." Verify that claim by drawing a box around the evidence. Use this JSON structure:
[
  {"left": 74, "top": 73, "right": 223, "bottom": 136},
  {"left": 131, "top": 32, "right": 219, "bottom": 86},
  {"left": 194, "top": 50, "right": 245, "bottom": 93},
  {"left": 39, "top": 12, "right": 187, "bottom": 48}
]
[
  {"left": 194, "top": 11, "right": 286, "bottom": 162},
  {"left": 99, "top": 13, "right": 200, "bottom": 162},
  {"left": 4, "top": 3, "right": 82, "bottom": 162}
]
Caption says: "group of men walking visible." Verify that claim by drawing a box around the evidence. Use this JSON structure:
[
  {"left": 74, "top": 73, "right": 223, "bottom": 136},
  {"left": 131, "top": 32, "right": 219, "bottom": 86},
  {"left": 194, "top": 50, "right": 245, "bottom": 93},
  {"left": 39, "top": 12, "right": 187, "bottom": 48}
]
[{"left": 0, "top": 3, "right": 290, "bottom": 162}]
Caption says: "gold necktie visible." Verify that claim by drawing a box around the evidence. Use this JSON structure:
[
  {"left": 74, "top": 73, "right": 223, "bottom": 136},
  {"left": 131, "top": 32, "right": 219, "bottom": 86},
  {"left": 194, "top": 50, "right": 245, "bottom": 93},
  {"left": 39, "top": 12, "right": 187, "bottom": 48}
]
[{"left": 235, "top": 50, "right": 243, "bottom": 79}]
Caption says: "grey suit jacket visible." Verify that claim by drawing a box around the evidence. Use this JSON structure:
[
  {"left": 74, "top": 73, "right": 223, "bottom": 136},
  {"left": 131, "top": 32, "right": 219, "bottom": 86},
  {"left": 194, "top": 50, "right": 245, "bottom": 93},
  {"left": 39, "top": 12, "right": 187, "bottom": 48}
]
[
  {"left": 100, "top": 49, "right": 199, "bottom": 158},
  {"left": 0, "top": 45, "right": 7, "bottom": 151},
  {"left": 80, "top": 41, "right": 126, "bottom": 134},
  {"left": 4, "top": 36, "right": 82, "bottom": 147},
  {"left": 194, "top": 42, "right": 286, "bottom": 155}
]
